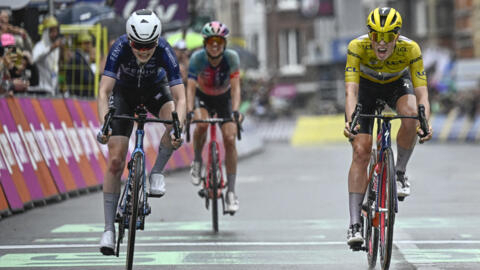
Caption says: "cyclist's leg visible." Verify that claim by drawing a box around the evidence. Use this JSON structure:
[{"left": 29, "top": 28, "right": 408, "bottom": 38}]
[
  {"left": 391, "top": 77, "right": 417, "bottom": 196},
  {"left": 348, "top": 79, "right": 376, "bottom": 245},
  {"left": 191, "top": 91, "right": 210, "bottom": 183},
  {"left": 101, "top": 90, "right": 133, "bottom": 254},
  {"left": 144, "top": 82, "right": 176, "bottom": 196},
  {"left": 221, "top": 121, "right": 237, "bottom": 192}
]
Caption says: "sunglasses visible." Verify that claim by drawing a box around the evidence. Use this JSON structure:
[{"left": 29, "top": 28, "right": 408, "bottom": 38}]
[
  {"left": 130, "top": 40, "right": 157, "bottom": 51},
  {"left": 205, "top": 36, "right": 225, "bottom": 46},
  {"left": 368, "top": 31, "right": 398, "bottom": 43}
]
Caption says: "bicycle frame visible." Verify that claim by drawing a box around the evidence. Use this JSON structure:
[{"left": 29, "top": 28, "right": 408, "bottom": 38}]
[
  {"left": 204, "top": 120, "right": 225, "bottom": 193},
  {"left": 102, "top": 104, "right": 180, "bottom": 268}
]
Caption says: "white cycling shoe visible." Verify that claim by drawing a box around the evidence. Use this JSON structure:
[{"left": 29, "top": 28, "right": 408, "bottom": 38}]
[
  {"left": 396, "top": 172, "right": 411, "bottom": 198},
  {"left": 149, "top": 173, "right": 166, "bottom": 197},
  {"left": 225, "top": 191, "right": 239, "bottom": 213},
  {"left": 99, "top": 231, "right": 115, "bottom": 256},
  {"left": 190, "top": 161, "right": 202, "bottom": 186}
]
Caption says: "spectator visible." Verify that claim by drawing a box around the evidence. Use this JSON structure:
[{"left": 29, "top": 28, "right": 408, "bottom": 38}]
[
  {"left": 65, "top": 31, "right": 95, "bottom": 97},
  {"left": 31, "top": 16, "right": 63, "bottom": 96},
  {"left": 0, "top": 42, "right": 13, "bottom": 96},
  {"left": 0, "top": 9, "right": 33, "bottom": 52},
  {"left": 173, "top": 39, "right": 189, "bottom": 85}
]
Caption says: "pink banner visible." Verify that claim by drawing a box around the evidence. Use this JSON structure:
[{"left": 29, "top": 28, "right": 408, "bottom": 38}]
[
  {"left": 65, "top": 99, "right": 104, "bottom": 183},
  {"left": 0, "top": 99, "right": 44, "bottom": 200},
  {"left": 0, "top": 137, "right": 23, "bottom": 211},
  {"left": 38, "top": 99, "right": 87, "bottom": 189},
  {"left": 17, "top": 97, "right": 67, "bottom": 193}
]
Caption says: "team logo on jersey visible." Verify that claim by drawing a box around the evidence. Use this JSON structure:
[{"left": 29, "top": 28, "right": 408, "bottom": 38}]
[
  {"left": 415, "top": 70, "right": 426, "bottom": 80},
  {"left": 345, "top": 67, "right": 357, "bottom": 72}
]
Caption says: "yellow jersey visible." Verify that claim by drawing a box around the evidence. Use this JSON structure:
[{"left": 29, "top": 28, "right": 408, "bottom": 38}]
[{"left": 344, "top": 34, "right": 427, "bottom": 88}]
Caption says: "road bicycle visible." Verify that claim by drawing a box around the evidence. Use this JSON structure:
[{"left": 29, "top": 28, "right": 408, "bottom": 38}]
[
  {"left": 101, "top": 104, "right": 181, "bottom": 270},
  {"left": 348, "top": 101, "right": 429, "bottom": 270},
  {"left": 185, "top": 111, "right": 242, "bottom": 232}
]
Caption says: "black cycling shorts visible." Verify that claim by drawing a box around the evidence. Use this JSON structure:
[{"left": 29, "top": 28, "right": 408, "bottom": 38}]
[
  {"left": 357, "top": 73, "right": 415, "bottom": 134},
  {"left": 111, "top": 77, "right": 173, "bottom": 137},
  {"left": 195, "top": 89, "right": 232, "bottom": 120}
]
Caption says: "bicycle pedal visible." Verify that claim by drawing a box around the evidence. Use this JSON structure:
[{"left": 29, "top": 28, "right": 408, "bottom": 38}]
[
  {"left": 198, "top": 188, "right": 207, "bottom": 198},
  {"left": 147, "top": 192, "right": 164, "bottom": 198},
  {"left": 349, "top": 243, "right": 365, "bottom": 252}
]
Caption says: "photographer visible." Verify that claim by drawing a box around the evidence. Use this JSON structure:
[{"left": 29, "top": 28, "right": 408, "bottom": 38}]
[{"left": 31, "top": 16, "right": 63, "bottom": 96}]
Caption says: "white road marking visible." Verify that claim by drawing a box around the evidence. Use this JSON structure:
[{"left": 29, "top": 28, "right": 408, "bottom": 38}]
[{"left": 0, "top": 240, "right": 479, "bottom": 250}]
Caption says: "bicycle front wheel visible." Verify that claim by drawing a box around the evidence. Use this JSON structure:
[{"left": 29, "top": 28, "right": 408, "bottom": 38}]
[
  {"left": 210, "top": 141, "right": 219, "bottom": 233},
  {"left": 126, "top": 152, "right": 143, "bottom": 270},
  {"left": 366, "top": 150, "right": 379, "bottom": 268},
  {"left": 379, "top": 148, "right": 396, "bottom": 270}
]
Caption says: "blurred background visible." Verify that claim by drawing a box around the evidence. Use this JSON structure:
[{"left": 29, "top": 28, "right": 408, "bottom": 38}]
[{"left": 0, "top": 0, "right": 478, "bottom": 138}]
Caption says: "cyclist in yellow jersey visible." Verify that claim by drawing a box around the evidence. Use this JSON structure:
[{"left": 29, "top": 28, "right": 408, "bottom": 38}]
[{"left": 343, "top": 7, "right": 433, "bottom": 246}]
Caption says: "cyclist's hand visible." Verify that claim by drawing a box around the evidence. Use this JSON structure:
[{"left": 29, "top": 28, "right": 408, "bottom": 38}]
[
  {"left": 344, "top": 122, "right": 359, "bottom": 141},
  {"left": 232, "top": 111, "right": 244, "bottom": 123},
  {"left": 170, "top": 132, "right": 183, "bottom": 150},
  {"left": 96, "top": 126, "right": 112, "bottom": 144},
  {"left": 417, "top": 126, "right": 433, "bottom": 144},
  {"left": 186, "top": 111, "right": 194, "bottom": 123}
]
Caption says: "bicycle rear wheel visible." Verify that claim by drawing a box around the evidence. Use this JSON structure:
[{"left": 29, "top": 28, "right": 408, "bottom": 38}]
[
  {"left": 379, "top": 148, "right": 396, "bottom": 270},
  {"left": 210, "top": 141, "right": 219, "bottom": 233},
  {"left": 366, "top": 150, "right": 379, "bottom": 268},
  {"left": 126, "top": 152, "right": 143, "bottom": 270}
]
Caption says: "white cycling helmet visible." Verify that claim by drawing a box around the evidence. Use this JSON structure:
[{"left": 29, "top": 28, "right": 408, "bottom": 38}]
[{"left": 126, "top": 9, "right": 161, "bottom": 44}]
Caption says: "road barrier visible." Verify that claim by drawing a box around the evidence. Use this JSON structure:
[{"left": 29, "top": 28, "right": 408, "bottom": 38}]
[
  {"left": 0, "top": 96, "right": 263, "bottom": 218},
  {"left": 291, "top": 111, "right": 480, "bottom": 146}
]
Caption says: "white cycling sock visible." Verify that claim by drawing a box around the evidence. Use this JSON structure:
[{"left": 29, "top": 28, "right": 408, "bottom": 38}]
[
  {"left": 227, "top": 173, "right": 236, "bottom": 193},
  {"left": 104, "top": 192, "right": 120, "bottom": 232}
]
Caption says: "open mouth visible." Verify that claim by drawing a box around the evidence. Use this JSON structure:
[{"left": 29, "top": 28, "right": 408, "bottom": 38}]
[{"left": 377, "top": 48, "right": 387, "bottom": 53}]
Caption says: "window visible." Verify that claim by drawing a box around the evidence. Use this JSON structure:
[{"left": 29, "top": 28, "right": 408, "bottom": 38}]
[{"left": 279, "top": 29, "right": 298, "bottom": 66}]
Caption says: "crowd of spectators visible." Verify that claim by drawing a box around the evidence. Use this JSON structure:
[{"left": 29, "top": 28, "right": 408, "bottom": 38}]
[{"left": 0, "top": 9, "right": 97, "bottom": 97}]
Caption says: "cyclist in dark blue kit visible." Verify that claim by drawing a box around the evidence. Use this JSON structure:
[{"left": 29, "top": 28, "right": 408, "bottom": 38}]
[{"left": 96, "top": 9, "right": 185, "bottom": 255}]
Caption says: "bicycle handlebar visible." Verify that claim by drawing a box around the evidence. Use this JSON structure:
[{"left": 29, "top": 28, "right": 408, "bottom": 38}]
[
  {"left": 349, "top": 103, "right": 430, "bottom": 139},
  {"left": 102, "top": 105, "right": 181, "bottom": 139},
  {"left": 185, "top": 116, "right": 243, "bottom": 143}
]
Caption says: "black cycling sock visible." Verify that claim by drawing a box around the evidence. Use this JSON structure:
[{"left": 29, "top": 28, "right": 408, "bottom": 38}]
[
  {"left": 227, "top": 173, "right": 236, "bottom": 193},
  {"left": 151, "top": 143, "right": 173, "bottom": 174},
  {"left": 396, "top": 145, "right": 414, "bottom": 174},
  {"left": 104, "top": 192, "right": 120, "bottom": 232},
  {"left": 349, "top": 192, "right": 365, "bottom": 226},
  {"left": 194, "top": 147, "right": 203, "bottom": 163}
]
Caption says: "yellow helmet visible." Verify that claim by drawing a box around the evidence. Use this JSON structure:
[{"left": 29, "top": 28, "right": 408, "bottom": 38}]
[
  {"left": 38, "top": 16, "right": 59, "bottom": 34},
  {"left": 77, "top": 31, "right": 92, "bottom": 43},
  {"left": 366, "top": 7, "right": 402, "bottom": 33},
  {"left": 42, "top": 16, "right": 59, "bottom": 29}
]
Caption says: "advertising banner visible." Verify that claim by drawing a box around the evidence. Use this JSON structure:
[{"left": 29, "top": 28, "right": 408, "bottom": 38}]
[
  {"left": 0, "top": 184, "right": 10, "bottom": 214},
  {"left": 66, "top": 99, "right": 106, "bottom": 184},
  {"left": 48, "top": 99, "right": 99, "bottom": 187},
  {"left": 0, "top": 132, "right": 23, "bottom": 211},
  {"left": 0, "top": 99, "right": 45, "bottom": 201},
  {"left": 18, "top": 97, "right": 75, "bottom": 193},
  {"left": 38, "top": 99, "right": 88, "bottom": 189},
  {"left": 7, "top": 98, "right": 59, "bottom": 199}
]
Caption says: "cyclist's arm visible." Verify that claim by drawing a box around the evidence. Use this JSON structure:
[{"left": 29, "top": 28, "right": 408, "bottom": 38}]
[
  {"left": 230, "top": 75, "right": 241, "bottom": 112},
  {"left": 345, "top": 82, "right": 359, "bottom": 123},
  {"left": 186, "top": 77, "right": 197, "bottom": 113},
  {"left": 170, "top": 83, "right": 186, "bottom": 126},
  {"left": 97, "top": 75, "right": 116, "bottom": 125},
  {"left": 414, "top": 85, "right": 430, "bottom": 120}
]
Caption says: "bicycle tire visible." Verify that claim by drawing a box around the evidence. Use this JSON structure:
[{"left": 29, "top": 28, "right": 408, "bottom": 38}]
[
  {"left": 126, "top": 152, "right": 143, "bottom": 270},
  {"left": 379, "top": 148, "right": 396, "bottom": 270},
  {"left": 366, "top": 150, "right": 379, "bottom": 268},
  {"left": 210, "top": 141, "right": 219, "bottom": 233}
]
